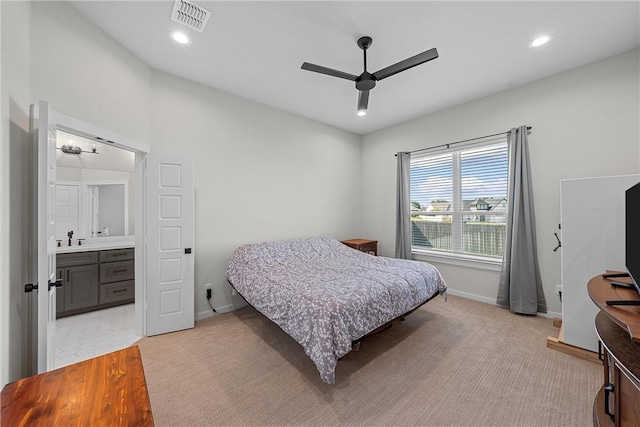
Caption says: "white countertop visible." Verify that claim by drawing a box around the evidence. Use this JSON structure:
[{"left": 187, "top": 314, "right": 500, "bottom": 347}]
[{"left": 56, "top": 236, "right": 135, "bottom": 254}]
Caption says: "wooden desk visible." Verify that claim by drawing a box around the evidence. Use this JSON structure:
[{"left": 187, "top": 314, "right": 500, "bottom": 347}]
[
  {"left": 341, "top": 239, "right": 377, "bottom": 255},
  {"left": 587, "top": 273, "right": 640, "bottom": 343},
  {"left": 594, "top": 313, "right": 640, "bottom": 427},
  {"left": 588, "top": 274, "right": 640, "bottom": 427},
  {"left": 1, "top": 345, "right": 154, "bottom": 426}
]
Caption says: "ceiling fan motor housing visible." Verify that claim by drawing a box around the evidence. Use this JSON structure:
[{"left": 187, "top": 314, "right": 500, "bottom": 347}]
[{"left": 356, "top": 72, "right": 376, "bottom": 91}]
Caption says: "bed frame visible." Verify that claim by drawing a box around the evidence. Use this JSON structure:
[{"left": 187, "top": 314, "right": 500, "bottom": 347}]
[
  {"left": 349, "top": 291, "right": 439, "bottom": 351},
  {"left": 228, "top": 279, "right": 438, "bottom": 355}
]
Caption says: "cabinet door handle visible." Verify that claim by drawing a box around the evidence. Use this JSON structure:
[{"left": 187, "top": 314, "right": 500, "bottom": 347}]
[
  {"left": 598, "top": 341, "right": 603, "bottom": 361},
  {"left": 66, "top": 270, "right": 69, "bottom": 282},
  {"left": 604, "top": 384, "right": 614, "bottom": 421}
]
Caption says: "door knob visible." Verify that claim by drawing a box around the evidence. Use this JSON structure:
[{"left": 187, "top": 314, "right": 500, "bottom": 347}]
[
  {"left": 48, "top": 279, "right": 63, "bottom": 291},
  {"left": 24, "top": 283, "right": 38, "bottom": 293}
]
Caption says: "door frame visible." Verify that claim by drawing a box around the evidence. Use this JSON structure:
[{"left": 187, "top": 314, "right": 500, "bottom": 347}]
[{"left": 41, "top": 107, "right": 151, "bottom": 338}]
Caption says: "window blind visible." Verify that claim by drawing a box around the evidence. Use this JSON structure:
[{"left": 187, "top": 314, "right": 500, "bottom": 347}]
[{"left": 410, "top": 139, "right": 508, "bottom": 259}]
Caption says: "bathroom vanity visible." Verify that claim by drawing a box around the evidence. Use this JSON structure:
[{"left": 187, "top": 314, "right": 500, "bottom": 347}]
[{"left": 56, "top": 238, "right": 135, "bottom": 318}]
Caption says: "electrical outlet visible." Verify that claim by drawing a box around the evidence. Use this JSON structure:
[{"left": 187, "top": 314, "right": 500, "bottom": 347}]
[
  {"left": 205, "top": 283, "right": 212, "bottom": 299},
  {"left": 555, "top": 284, "right": 563, "bottom": 295}
]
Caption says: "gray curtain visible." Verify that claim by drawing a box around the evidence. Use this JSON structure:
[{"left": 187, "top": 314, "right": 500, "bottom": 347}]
[
  {"left": 497, "top": 126, "right": 547, "bottom": 314},
  {"left": 395, "top": 152, "right": 412, "bottom": 259}
]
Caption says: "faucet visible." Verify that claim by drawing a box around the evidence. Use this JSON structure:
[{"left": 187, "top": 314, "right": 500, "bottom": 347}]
[{"left": 67, "top": 230, "right": 73, "bottom": 246}]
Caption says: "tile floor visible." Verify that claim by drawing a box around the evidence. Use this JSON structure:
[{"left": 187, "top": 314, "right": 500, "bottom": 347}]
[{"left": 54, "top": 303, "right": 142, "bottom": 369}]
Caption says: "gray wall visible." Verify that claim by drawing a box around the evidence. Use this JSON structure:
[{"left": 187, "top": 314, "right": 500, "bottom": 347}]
[{"left": 361, "top": 48, "right": 640, "bottom": 316}]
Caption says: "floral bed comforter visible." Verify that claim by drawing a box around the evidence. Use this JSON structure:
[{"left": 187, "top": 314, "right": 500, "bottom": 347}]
[{"left": 225, "top": 236, "right": 447, "bottom": 384}]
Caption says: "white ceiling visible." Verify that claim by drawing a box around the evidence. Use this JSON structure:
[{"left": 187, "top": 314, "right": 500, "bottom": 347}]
[{"left": 69, "top": 1, "right": 640, "bottom": 135}]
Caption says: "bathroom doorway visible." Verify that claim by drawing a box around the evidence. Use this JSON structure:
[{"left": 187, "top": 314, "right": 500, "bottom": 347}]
[{"left": 54, "top": 129, "right": 139, "bottom": 367}]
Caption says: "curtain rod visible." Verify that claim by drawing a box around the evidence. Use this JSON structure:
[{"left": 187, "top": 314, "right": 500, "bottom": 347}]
[{"left": 396, "top": 126, "right": 532, "bottom": 156}]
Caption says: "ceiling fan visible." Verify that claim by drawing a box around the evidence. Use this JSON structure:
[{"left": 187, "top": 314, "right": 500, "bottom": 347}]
[{"left": 301, "top": 36, "right": 439, "bottom": 115}]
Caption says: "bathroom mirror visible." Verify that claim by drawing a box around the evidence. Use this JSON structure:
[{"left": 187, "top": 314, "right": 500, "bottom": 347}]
[
  {"left": 85, "top": 182, "right": 128, "bottom": 238},
  {"left": 56, "top": 130, "right": 136, "bottom": 240}
]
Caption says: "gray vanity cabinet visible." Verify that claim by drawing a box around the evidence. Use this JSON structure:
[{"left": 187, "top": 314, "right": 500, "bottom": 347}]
[
  {"left": 56, "top": 248, "right": 134, "bottom": 318},
  {"left": 56, "top": 252, "right": 99, "bottom": 317},
  {"left": 62, "top": 264, "right": 100, "bottom": 312},
  {"left": 99, "top": 248, "right": 135, "bottom": 305}
]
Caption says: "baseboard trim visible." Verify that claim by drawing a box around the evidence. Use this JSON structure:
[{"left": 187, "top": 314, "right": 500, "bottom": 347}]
[
  {"left": 195, "top": 290, "right": 561, "bottom": 322},
  {"left": 445, "top": 288, "right": 562, "bottom": 319},
  {"left": 195, "top": 303, "right": 237, "bottom": 321}
]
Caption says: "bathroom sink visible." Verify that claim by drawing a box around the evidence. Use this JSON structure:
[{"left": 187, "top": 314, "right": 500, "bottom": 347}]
[{"left": 55, "top": 236, "right": 135, "bottom": 253}]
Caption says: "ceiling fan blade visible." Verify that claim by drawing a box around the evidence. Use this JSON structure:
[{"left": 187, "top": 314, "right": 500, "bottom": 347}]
[
  {"left": 301, "top": 62, "right": 358, "bottom": 81},
  {"left": 372, "top": 48, "right": 439, "bottom": 81},
  {"left": 357, "top": 90, "right": 369, "bottom": 111}
]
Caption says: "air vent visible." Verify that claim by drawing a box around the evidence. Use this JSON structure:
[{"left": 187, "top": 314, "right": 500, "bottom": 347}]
[{"left": 171, "top": 0, "right": 211, "bottom": 33}]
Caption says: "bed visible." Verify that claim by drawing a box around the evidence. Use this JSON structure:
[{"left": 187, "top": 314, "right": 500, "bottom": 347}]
[{"left": 225, "top": 236, "right": 447, "bottom": 384}]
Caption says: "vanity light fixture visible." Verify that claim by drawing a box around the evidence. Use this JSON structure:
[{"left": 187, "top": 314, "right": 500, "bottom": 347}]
[
  {"left": 530, "top": 35, "right": 552, "bottom": 48},
  {"left": 170, "top": 31, "right": 191, "bottom": 45},
  {"left": 59, "top": 145, "right": 99, "bottom": 155}
]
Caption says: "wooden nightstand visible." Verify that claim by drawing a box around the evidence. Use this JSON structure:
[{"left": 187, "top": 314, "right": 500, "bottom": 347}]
[{"left": 341, "top": 239, "right": 378, "bottom": 256}]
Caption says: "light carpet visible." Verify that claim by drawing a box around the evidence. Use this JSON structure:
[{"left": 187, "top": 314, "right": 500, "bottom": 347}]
[{"left": 136, "top": 295, "right": 601, "bottom": 426}]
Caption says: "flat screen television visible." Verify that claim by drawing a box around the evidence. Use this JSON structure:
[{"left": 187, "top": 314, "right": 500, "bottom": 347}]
[
  {"left": 604, "top": 181, "right": 640, "bottom": 305},
  {"left": 625, "top": 181, "right": 640, "bottom": 296}
]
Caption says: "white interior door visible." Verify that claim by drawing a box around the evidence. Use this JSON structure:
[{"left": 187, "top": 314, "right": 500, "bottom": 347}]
[
  {"left": 145, "top": 154, "right": 194, "bottom": 336},
  {"left": 55, "top": 184, "right": 79, "bottom": 241},
  {"left": 34, "top": 101, "right": 58, "bottom": 372}
]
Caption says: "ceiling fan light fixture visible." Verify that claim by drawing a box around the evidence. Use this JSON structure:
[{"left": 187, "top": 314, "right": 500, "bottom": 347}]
[
  {"left": 170, "top": 31, "right": 191, "bottom": 45},
  {"left": 530, "top": 35, "right": 551, "bottom": 48},
  {"left": 357, "top": 110, "right": 367, "bottom": 117}
]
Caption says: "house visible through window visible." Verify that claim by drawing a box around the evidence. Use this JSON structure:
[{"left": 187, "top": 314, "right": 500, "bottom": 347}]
[{"left": 410, "top": 137, "right": 508, "bottom": 260}]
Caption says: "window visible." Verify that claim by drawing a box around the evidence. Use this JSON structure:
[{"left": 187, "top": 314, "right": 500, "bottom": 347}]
[{"left": 410, "top": 138, "right": 508, "bottom": 260}]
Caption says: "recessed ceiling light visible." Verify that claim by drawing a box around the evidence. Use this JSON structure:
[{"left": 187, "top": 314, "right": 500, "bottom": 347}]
[
  {"left": 357, "top": 110, "right": 367, "bottom": 117},
  {"left": 530, "top": 35, "right": 551, "bottom": 48},
  {"left": 170, "top": 31, "right": 191, "bottom": 45}
]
